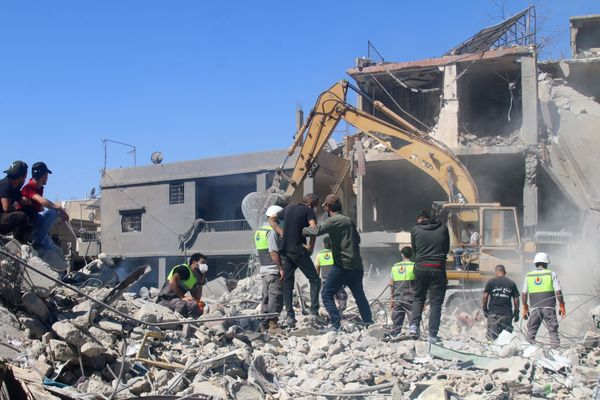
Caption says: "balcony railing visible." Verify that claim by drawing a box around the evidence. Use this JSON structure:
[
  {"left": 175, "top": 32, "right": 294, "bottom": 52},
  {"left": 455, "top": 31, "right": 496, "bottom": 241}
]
[
  {"left": 202, "top": 219, "right": 251, "bottom": 232},
  {"left": 79, "top": 230, "right": 101, "bottom": 242}
]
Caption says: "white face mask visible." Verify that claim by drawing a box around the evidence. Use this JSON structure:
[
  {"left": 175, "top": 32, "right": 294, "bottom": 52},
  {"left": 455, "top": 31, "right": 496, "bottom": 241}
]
[{"left": 197, "top": 263, "right": 208, "bottom": 274}]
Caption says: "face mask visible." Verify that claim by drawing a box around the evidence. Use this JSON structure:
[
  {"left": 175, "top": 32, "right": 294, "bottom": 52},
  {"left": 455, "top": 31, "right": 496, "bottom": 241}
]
[{"left": 197, "top": 263, "right": 208, "bottom": 274}]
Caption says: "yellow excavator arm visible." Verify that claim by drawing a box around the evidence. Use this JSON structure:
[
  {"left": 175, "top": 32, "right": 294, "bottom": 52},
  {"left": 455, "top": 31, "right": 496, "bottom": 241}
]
[{"left": 282, "top": 80, "right": 479, "bottom": 203}]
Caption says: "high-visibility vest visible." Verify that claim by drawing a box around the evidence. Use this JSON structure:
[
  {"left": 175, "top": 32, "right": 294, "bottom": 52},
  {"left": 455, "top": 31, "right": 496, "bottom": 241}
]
[
  {"left": 317, "top": 249, "right": 335, "bottom": 266},
  {"left": 255, "top": 225, "right": 274, "bottom": 266},
  {"left": 391, "top": 261, "right": 416, "bottom": 282},
  {"left": 166, "top": 264, "right": 197, "bottom": 290},
  {"left": 526, "top": 269, "right": 554, "bottom": 293},
  {"left": 526, "top": 269, "right": 556, "bottom": 308}
]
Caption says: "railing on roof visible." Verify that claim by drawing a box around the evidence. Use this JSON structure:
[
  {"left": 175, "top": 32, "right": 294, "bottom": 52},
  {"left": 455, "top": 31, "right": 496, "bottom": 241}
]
[
  {"left": 202, "top": 219, "right": 252, "bottom": 232},
  {"left": 445, "top": 6, "right": 536, "bottom": 56}
]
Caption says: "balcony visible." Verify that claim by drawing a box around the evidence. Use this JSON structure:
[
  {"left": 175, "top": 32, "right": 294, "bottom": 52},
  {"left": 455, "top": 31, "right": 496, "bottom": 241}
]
[{"left": 202, "top": 219, "right": 252, "bottom": 232}]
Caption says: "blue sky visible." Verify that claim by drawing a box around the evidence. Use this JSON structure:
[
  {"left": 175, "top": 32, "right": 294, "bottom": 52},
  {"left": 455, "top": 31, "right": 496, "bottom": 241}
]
[{"left": 0, "top": 1, "right": 597, "bottom": 200}]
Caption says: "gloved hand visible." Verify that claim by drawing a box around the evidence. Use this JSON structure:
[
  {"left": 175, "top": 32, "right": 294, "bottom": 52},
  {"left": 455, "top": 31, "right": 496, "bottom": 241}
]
[
  {"left": 482, "top": 307, "right": 489, "bottom": 318},
  {"left": 513, "top": 308, "right": 520, "bottom": 323},
  {"left": 522, "top": 304, "right": 529, "bottom": 320},
  {"left": 559, "top": 303, "right": 566, "bottom": 318}
]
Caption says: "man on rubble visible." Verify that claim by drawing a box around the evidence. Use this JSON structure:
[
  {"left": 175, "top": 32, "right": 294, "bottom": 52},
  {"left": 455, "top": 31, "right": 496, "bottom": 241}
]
[
  {"left": 270, "top": 193, "right": 321, "bottom": 328},
  {"left": 0, "top": 160, "right": 32, "bottom": 243},
  {"left": 408, "top": 210, "right": 450, "bottom": 344},
  {"left": 20, "top": 162, "right": 69, "bottom": 251},
  {"left": 157, "top": 253, "right": 208, "bottom": 319},
  {"left": 303, "top": 194, "right": 373, "bottom": 330},
  {"left": 482, "top": 264, "right": 520, "bottom": 340},
  {"left": 255, "top": 205, "right": 284, "bottom": 331},
  {"left": 315, "top": 236, "right": 348, "bottom": 314},
  {"left": 522, "top": 252, "right": 565, "bottom": 347},
  {"left": 389, "top": 246, "right": 415, "bottom": 337}
]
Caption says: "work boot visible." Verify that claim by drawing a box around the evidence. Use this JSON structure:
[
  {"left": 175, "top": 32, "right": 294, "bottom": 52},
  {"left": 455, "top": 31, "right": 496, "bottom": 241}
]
[
  {"left": 284, "top": 316, "right": 297, "bottom": 329},
  {"left": 427, "top": 335, "right": 441, "bottom": 344},
  {"left": 408, "top": 325, "right": 420, "bottom": 339}
]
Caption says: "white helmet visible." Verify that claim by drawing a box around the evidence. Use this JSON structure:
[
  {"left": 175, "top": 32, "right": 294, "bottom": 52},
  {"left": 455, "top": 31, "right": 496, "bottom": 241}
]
[
  {"left": 534, "top": 252, "right": 550, "bottom": 265},
  {"left": 265, "top": 205, "right": 283, "bottom": 218}
]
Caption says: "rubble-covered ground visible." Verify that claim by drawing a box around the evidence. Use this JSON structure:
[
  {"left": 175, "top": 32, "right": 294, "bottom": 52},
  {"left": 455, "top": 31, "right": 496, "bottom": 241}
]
[{"left": 0, "top": 241, "right": 599, "bottom": 399}]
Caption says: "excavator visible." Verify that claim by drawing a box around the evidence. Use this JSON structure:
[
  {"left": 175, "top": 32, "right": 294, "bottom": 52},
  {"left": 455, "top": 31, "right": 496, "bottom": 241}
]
[{"left": 242, "top": 80, "right": 524, "bottom": 302}]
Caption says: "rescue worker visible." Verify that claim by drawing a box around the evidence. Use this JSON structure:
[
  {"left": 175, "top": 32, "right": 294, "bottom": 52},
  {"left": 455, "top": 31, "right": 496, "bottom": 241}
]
[
  {"left": 157, "top": 253, "right": 208, "bottom": 319},
  {"left": 482, "top": 264, "right": 519, "bottom": 340},
  {"left": 389, "top": 246, "right": 415, "bottom": 336},
  {"left": 315, "top": 236, "right": 348, "bottom": 313},
  {"left": 408, "top": 210, "right": 449, "bottom": 343},
  {"left": 521, "top": 252, "right": 566, "bottom": 346},
  {"left": 303, "top": 194, "right": 373, "bottom": 330},
  {"left": 255, "top": 205, "right": 284, "bottom": 330}
]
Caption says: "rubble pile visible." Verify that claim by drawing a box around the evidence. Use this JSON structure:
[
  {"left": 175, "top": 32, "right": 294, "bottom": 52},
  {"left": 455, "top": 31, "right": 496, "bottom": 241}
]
[{"left": 0, "top": 243, "right": 598, "bottom": 399}]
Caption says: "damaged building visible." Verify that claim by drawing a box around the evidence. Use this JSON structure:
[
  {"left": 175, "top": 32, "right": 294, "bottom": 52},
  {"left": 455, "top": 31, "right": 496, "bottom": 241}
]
[{"left": 101, "top": 9, "right": 600, "bottom": 282}]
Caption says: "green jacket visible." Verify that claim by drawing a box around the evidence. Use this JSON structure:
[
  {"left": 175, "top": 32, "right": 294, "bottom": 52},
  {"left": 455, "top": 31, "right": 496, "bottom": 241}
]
[{"left": 303, "top": 213, "right": 363, "bottom": 270}]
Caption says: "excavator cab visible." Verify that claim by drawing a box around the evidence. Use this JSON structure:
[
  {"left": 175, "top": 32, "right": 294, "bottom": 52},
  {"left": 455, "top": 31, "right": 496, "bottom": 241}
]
[{"left": 439, "top": 203, "right": 522, "bottom": 281}]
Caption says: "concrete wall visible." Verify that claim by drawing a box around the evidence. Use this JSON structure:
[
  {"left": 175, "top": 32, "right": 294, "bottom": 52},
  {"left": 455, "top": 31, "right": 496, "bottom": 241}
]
[{"left": 101, "top": 180, "right": 196, "bottom": 257}]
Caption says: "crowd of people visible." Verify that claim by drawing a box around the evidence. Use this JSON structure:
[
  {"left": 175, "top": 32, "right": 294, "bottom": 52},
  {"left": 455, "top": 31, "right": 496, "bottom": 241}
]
[
  {"left": 158, "top": 191, "right": 567, "bottom": 346},
  {"left": 0, "top": 160, "right": 69, "bottom": 252}
]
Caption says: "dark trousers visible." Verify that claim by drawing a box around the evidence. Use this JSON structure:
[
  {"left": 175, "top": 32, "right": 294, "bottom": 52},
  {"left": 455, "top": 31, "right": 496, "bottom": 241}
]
[
  {"left": 159, "top": 298, "right": 202, "bottom": 319},
  {"left": 391, "top": 290, "right": 414, "bottom": 335},
  {"left": 527, "top": 308, "right": 560, "bottom": 346},
  {"left": 487, "top": 314, "right": 513, "bottom": 340},
  {"left": 281, "top": 251, "right": 321, "bottom": 319},
  {"left": 321, "top": 266, "right": 373, "bottom": 329},
  {"left": 261, "top": 274, "right": 283, "bottom": 322},
  {"left": 0, "top": 211, "right": 31, "bottom": 243},
  {"left": 409, "top": 268, "right": 447, "bottom": 337}
]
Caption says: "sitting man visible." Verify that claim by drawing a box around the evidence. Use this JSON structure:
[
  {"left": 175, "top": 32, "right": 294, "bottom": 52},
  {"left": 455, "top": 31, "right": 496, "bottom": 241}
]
[
  {"left": 20, "top": 162, "right": 69, "bottom": 251},
  {"left": 157, "top": 253, "right": 208, "bottom": 318},
  {"left": 453, "top": 222, "right": 479, "bottom": 270},
  {"left": 315, "top": 236, "right": 348, "bottom": 314},
  {"left": 0, "top": 161, "right": 32, "bottom": 243}
]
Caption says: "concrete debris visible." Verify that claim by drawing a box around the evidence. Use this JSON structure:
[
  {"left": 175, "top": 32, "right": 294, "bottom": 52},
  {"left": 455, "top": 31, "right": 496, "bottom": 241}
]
[{"left": 0, "top": 242, "right": 598, "bottom": 399}]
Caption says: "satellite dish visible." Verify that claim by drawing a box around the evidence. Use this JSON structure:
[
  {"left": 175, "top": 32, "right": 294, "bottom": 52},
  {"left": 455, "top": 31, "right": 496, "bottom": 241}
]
[
  {"left": 89, "top": 187, "right": 96, "bottom": 198},
  {"left": 88, "top": 211, "right": 96, "bottom": 221},
  {"left": 151, "top": 151, "right": 164, "bottom": 165}
]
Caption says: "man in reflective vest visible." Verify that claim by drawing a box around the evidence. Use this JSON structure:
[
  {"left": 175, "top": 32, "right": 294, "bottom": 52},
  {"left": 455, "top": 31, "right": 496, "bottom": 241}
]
[
  {"left": 315, "top": 236, "right": 348, "bottom": 313},
  {"left": 521, "top": 252, "right": 566, "bottom": 346},
  {"left": 389, "top": 246, "right": 415, "bottom": 336},
  {"left": 256, "top": 205, "right": 284, "bottom": 330},
  {"left": 157, "top": 253, "right": 208, "bottom": 319}
]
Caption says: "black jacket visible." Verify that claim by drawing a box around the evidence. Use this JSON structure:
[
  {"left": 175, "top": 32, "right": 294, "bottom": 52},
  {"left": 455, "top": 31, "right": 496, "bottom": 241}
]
[{"left": 410, "top": 219, "right": 450, "bottom": 269}]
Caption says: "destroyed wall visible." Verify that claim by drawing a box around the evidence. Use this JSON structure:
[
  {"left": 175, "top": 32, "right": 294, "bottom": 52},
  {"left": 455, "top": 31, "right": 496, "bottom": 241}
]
[{"left": 360, "top": 160, "right": 446, "bottom": 232}]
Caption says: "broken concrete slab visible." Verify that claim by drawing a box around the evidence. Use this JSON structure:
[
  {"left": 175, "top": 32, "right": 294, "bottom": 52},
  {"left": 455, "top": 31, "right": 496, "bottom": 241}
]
[
  {"left": 21, "top": 291, "right": 50, "bottom": 321},
  {"left": 52, "top": 320, "right": 84, "bottom": 347}
]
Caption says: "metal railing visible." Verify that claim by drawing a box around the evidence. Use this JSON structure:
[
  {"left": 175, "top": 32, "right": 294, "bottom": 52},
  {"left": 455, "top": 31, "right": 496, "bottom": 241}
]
[{"left": 202, "top": 219, "right": 251, "bottom": 232}]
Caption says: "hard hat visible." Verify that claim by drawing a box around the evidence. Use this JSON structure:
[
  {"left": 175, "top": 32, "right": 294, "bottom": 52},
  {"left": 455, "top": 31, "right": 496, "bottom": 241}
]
[
  {"left": 265, "top": 205, "right": 283, "bottom": 218},
  {"left": 533, "top": 252, "right": 550, "bottom": 265}
]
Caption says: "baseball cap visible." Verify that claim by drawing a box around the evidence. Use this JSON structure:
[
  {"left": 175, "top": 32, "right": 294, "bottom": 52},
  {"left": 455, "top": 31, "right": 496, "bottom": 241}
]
[
  {"left": 32, "top": 162, "right": 52, "bottom": 178},
  {"left": 4, "top": 160, "right": 28, "bottom": 176}
]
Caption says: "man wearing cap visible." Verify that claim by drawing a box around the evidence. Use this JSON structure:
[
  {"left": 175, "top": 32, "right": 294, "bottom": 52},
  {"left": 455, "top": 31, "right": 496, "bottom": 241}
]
[
  {"left": 157, "top": 253, "right": 209, "bottom": 319},
  {"left": 270, "top": 193, "right": 321, "bottom": 328},
  {"left": 521, "top": 252, "right": 565, "bottom": 346},
  {"left": 0, "top": 161, "right": 32, "bottom": 243},
  {"left": 303, "top": 194, "right": 373, "bottom": 330},
  {"left": 255, "top": 205, "right": 284, "bottom": 330},
  {"left": 20, "top": 162, "right": 69, "bottom": 251}
]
